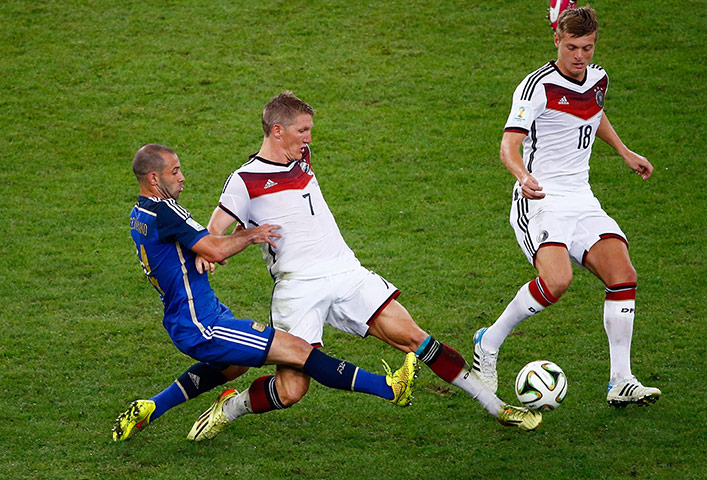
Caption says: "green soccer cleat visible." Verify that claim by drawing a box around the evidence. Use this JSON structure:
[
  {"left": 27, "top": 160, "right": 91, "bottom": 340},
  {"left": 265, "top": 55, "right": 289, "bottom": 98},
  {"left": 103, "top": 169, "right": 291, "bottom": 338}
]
[
  {"left": 497, "top": 404, "right": 543, "bottom": 432},
  {"left": 112, "top": 400, "right": 156, "bottom": 441},
  {"left": 382, "top": 352, "right": 419, "bottom": 407},
  {"left": 187, "top": 389, "right": 238, "bottom": 441}
]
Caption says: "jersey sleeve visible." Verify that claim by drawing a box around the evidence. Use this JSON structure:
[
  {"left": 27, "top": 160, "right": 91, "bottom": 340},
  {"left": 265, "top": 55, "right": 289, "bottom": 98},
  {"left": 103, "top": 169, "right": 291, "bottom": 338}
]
[
  {"left": 155, "top": 201, "right": 210, "bottom": 249},
  {"left": 504, "top": 74, "right": 548, "bottom": 135},
  {"left": 218, "top": 172, "right": 250, "bottom": 227}
]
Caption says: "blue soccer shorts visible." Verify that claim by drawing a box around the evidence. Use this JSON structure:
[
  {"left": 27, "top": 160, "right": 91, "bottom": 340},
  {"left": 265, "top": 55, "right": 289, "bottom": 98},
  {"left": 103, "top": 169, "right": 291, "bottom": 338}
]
[{"left": 179, "top": 303, "right": 275, "bottom": 368}]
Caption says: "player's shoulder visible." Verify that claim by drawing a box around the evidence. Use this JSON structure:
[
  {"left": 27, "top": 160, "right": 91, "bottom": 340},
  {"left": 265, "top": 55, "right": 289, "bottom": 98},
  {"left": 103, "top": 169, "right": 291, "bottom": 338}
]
[
  {"left": 587, "top": 63, "right": 608, "bottom": 81},
  {"left": 146, "top": 196, "right": 191, "bottom": 222},
  {"left": 514, "top": 61, "right": 556, "bottom": 100}
]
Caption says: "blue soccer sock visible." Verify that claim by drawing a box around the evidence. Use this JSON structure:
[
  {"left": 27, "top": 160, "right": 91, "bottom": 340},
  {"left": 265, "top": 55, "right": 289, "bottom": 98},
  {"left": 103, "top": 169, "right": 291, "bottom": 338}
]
[
  {"left": 149, "top": 382, "right": 187, "bottom": 421},
  {"left": 302, "top": 348, "right": 393, "bottom": 400},
  {"left": 150, "top": 362, "right": 228, "bottom": 421}
]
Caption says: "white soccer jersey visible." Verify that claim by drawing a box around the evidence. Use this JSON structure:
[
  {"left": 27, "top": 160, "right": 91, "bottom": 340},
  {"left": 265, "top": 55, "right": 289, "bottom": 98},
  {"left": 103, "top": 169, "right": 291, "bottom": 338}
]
[
  {"left": 504, "top": 61, "right": 609, "bottom": 196},
  {"left": 218, "top": 145, "right": 360, "bottom": 280}
]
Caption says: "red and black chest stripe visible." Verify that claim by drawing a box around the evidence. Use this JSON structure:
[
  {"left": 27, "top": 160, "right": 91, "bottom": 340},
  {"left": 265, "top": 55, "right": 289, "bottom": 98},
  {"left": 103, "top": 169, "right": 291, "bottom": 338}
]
[
  {"left": 544, "top": 76, "right": 608, "bottom": 120},
  {"left": 239, "top": 162, "right": 313, "bottom": 199}
]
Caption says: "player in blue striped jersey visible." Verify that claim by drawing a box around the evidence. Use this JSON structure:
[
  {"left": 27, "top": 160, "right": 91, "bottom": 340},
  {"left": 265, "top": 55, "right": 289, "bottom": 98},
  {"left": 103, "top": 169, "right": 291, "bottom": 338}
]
[{"left": 112, "top": 144, "right": 418, "bottom": 442}]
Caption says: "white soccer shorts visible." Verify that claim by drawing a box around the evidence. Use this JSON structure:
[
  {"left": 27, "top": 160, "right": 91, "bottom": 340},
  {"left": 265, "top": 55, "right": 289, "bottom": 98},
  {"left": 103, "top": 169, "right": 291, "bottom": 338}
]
[
  {"left": 269, "top": 266, "right": 400, "bottom": 346},
  {"left": 510, "top": 189, "right": 627, "bottom": 266}
]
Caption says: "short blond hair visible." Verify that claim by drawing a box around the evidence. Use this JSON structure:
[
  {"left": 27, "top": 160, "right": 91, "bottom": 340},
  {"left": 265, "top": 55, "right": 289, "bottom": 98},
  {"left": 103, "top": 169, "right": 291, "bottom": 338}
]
[
  {"left": 261, "top": 91, "right": 315, "bottom": 136},
  {"left": 557, "top": 6, "right": 598, "bottom": 39}
]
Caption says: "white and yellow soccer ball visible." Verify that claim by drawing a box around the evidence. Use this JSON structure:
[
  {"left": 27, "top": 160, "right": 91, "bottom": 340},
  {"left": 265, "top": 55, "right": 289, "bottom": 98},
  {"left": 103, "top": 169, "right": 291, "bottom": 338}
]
[{"left": 515, "top": 360, "right": 568, "bottom": 411}]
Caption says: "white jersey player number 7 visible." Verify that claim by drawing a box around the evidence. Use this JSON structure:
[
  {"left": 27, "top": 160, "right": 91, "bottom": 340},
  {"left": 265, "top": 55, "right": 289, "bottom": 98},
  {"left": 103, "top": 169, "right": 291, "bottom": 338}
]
[{"left": 217, "top": 145, "right": 360, "bottom": 280}]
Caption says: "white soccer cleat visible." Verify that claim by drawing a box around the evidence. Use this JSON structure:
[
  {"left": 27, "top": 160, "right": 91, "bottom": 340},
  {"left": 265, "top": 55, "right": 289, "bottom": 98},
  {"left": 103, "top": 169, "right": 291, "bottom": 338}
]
[
  {"left": 606, "top": 377, "right": 661, "bottom": 407},
  {"left": 472, "top": 327, "right": 498, "bottom": 393}
]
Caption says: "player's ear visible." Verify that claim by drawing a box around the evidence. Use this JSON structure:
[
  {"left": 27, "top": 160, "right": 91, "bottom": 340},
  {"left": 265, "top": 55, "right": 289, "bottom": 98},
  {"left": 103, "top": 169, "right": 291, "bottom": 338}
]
[
  {"left": 554, "top": 32, "right": 560, "bottom": 48},
  {"left": 271, "top": 123, "right": 283, "bottom": 139},
  {"left": 147, "top": 171, "right": 159, "bottom": 186}
]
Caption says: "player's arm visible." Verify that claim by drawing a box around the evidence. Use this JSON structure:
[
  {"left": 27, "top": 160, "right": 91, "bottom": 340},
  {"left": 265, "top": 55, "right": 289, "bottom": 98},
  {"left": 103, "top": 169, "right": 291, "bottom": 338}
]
[
  {"left": 194, "top": 206, "right": 242, "bottom": 273},
  {"left": 207, "top": 206, "right": 238, "bottom": 236},
  {"left": 191, "top": 223, "right": 281, "bottom": 265},
  {"left": 500, "top": 131, "right": 545, "bottom": 199},
  {"left": 597, "top": 114, "right": 653, "bottom": 180}
]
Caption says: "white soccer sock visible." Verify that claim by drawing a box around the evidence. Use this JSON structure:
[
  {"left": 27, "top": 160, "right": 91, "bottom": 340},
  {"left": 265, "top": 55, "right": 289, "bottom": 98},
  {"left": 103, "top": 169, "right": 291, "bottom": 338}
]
[
  {"left": 450, "top": 367, "right": 504, "bottom": 416},
  {"left": 604, "top": 299, "right": 634, "bottom": 385},
  {"left": 483, "top": 281, "right": 547, "bottom": 353},
  {"left": 223, "top": 389, "right": 253, "bottom": 422}
]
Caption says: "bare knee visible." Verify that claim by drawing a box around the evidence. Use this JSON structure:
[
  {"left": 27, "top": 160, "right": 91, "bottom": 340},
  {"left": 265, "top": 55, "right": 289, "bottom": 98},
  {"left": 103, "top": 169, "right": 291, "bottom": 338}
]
[
  {"left": 542, "top": 270, "right": 573, "bottom": 298},
  {"left": 616, "top": 265, "right": 637, "bottom": 285}
]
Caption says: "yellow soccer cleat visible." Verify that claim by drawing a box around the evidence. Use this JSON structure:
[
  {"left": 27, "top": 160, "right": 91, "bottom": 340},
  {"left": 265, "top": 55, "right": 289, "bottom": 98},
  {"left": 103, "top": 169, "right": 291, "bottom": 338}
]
[
  {"left": 187, "top": 389, "right": 238, "bottom": 441},
  {"left": 497, "top": 404, "right": 543, "bottom": 431},
  {"left": 382, "top": 352, "right": 419, "bottom": 407},
  {"left": 112, "top": 400, "right": 156, "bottom": 441}
]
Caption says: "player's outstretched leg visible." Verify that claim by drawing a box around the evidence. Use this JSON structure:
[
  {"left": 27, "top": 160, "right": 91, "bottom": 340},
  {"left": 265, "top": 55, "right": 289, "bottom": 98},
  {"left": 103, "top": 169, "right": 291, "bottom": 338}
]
[
  {"left": 187, "top": 351, "right": 418, "bottom": 441},
  {"left": 472, "top": 327, "right": 499, "bottom": 393},
  {"left": 382, "top": 352, "right": 419, "bottom": 406},
  {"left": 497, "top": 404, "right": 543, "bottom": 431},
  {"left": 112, "top": 400, "right": 156, "bottom": 441},
  {"left": 606, "top": 376, "right": 661, "bottom": 407},
  {"left": 415, "top": 335, "right": 542, "bottom": 431}
]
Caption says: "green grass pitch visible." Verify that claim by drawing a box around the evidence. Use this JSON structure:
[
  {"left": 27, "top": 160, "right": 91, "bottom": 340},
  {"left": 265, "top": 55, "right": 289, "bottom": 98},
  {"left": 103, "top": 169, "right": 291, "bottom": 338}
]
[{"left": 0, "top": 1, "right": 704, "bottom": 479}]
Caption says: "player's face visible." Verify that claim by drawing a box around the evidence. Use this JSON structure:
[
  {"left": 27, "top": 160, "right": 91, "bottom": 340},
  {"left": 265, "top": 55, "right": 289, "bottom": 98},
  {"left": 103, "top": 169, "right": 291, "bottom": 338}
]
[
  {"left": 156, "top": 153, "right": 185, "bottom": 199},
  {"left": 281, "top": 113, "right": 313, "bottom": 162},
  {"left": 554, "top": 32, "right": 596, "bottom": 80}
]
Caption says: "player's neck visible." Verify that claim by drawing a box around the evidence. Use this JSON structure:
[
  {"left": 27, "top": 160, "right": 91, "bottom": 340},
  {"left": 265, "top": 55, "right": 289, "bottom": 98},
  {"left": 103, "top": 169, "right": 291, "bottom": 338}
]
[
  {"left": 256, "top": 140, "right": 289, "bottom": 165},
  {"left": 139, "top": 185, "right": 167, "bottom": 200}
]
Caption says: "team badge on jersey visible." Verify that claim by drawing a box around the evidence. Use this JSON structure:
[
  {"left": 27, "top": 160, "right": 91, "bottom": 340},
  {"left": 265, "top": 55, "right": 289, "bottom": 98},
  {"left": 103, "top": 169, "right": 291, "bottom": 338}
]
[
  {"left": 595, "top": 88, "right": 605, "bottom": 108},
  {"left": 251, "top": 321, "right": 266, "bottom": 332},
  {"left": 299, "top": 160, "right": 312, "bottom": 175},
  {"left": 537, "top": 230, "right": 549, "bottom": 243}
]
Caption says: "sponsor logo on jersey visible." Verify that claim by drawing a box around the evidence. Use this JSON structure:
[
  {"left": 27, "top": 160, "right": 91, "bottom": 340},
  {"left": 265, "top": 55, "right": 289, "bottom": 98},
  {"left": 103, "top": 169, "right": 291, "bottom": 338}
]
[
  {"left": 264, "top": 179, "right": 278, "bottom": 189},
  {"left": 544, "top": 76, "right": 607, "bottom": 119},
  {"left": 251, "top": 321, "right": 266, "bottom": 332}
]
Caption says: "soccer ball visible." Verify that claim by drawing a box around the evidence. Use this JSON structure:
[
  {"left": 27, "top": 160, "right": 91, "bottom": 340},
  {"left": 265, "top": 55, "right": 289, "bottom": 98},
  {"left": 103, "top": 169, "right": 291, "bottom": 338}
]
[
  {"left": 547, "top": 0, "right": 577, "bottom": 31},
  {"left": 515, "top": 360, "right": 568, "bottom": 411}
]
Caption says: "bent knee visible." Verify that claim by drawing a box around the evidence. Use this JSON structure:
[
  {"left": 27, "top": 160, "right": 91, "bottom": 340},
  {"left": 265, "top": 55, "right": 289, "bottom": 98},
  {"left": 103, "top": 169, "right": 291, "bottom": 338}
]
[{"left": 543, "top": 272, "right": 572, "bottom": 298}]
